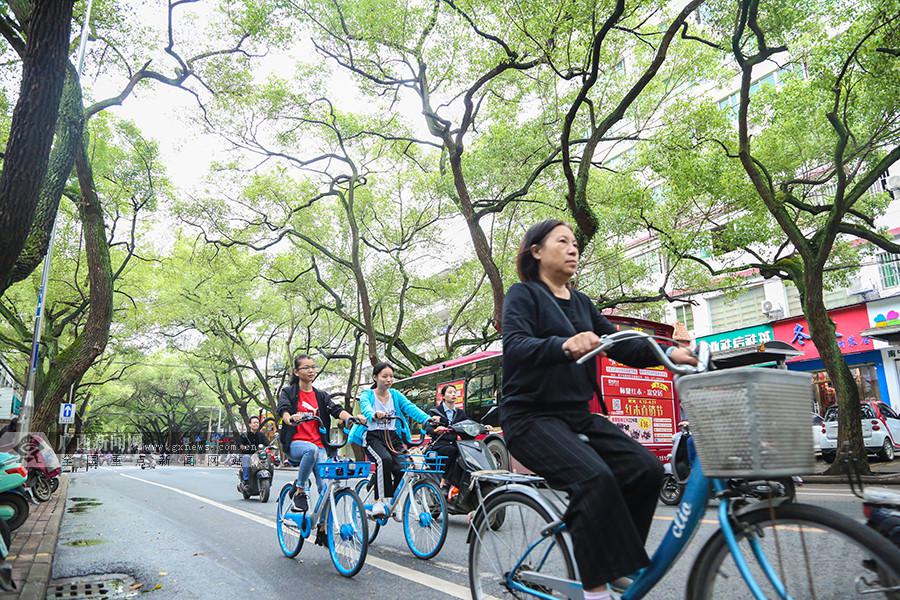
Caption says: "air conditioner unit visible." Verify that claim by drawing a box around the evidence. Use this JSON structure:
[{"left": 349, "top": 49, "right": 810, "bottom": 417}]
[
  {"left": 848, "top": 279, "right": 876, "bottom": 296},
  {"left": 761, "top": 300, "right": 784, "bottom": 318},
  {"left": 887, "top": 174, "right": 900, "bottom": 192}
]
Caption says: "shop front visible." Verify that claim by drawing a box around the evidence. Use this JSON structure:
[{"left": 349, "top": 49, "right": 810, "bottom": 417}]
[{"left": 772, "top": 303, "right": 891, "bottom": 414}]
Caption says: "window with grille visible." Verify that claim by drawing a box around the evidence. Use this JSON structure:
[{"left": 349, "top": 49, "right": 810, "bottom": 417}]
[
  {"left": 674, "top": 304, "right": 694, "bottom": 330},
  {"left": 878, "top": 252, "right": 900, "bottom": 289},
  {"left": 708, "top": 286, "right": 765, "bottom": 333}
]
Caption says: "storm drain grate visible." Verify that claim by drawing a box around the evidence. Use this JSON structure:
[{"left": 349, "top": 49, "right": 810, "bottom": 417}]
[{"left": 47, "top": 574, "right": 140, "bottom": 600}]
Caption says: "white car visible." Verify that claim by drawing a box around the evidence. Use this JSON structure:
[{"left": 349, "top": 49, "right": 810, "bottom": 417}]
[
  {"left": 812, "top": 413, "right": 827, "bottom": 455},
  {"left": 821, "top": 402, "right": 900, "bottom": 462}
]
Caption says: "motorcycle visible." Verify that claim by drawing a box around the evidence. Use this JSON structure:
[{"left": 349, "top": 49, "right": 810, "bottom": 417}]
[
  {"left": 659, "top": 421, "right": 801, "bottom": 506},
  {"left": 426, "top": 418, "right": 504, "bottom": 525},
  {"left": 19, "top": 434, "right": 61, "bottom": 502},
  {"left": 0, "top": 453, "right": 29, "bottom": 531},
  {"left": 864, "top": 487, "right": 900, "bottom": 550},
  {"left": 237, "top": 442, "right": 275, "bottom": 503},
  {"left": 139, "top": 454, "right": 157, "bottom": 469}
]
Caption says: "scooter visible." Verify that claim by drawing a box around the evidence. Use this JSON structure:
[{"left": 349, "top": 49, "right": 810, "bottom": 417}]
[
  {"left": 237, "top": 442, "right": 275, "bottom": 503},
  {"left": 0, "top": 453, "right": 29, "bottom": 531},
  {"left": 659, "top": 421, "right": 802, "bottom": 506},
  {"left": 19, "top": 434, "right": 61, "bottom": 502},
  {"left": 426, "top": 419, "right": 503, "bottom": 521},
  {"left": 863, "top": 487, "right": 900, "bottom": 550}
]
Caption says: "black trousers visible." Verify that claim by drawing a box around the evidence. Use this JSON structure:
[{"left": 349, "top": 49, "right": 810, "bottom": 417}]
[
  {"left": 504, "top": 409, "right": 664, "bottom": 588},
  {"left": 365, "top": 430, "right": 404, "bottom": 499},
  {"left": 431, "top": 441, "right": 460, "bottom": 486}
]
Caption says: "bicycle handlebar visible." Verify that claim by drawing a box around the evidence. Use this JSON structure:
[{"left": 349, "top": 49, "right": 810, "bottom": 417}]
[
  {"left": 291, "top": 414, "right": 364, "bottom": 449},
  {"left": 575, "top": 330, "right": 711, "bottom": 376},
  {"left": 370, "top": 414, "right": 432, "bottom": 447}
]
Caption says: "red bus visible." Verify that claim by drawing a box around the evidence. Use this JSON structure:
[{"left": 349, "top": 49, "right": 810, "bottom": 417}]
[{"left": 393, "top": 315, "right": 679, "bottom": 468}]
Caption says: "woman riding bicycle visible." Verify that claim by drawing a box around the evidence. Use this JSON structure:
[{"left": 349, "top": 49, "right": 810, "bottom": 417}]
[
  {"left": 276, "top": 354, "right": 355, "bottom": 511},
  {"left": 360, "top": 362, "right": 440, "bottom": 518},
  {"left": 501, "top": 220, "right": 697, "bottom": 600}
]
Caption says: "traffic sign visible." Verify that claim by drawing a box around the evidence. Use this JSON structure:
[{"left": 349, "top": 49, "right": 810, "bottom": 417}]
[{"left": 59, "top": 403, "right": 75, "bottom": 424}]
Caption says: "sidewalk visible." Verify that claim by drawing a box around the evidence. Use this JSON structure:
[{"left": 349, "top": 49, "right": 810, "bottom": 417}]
[
  {"left": 804, "top": 456, "right": 900, "bottom": 484},
  {"left": 0, "top": 476, "right": 69, "bottom": 600}
]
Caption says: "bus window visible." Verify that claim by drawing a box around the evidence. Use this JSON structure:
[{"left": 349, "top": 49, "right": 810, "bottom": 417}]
[{"left": 466, "top": 372, "right": 497, "bottom": 422}]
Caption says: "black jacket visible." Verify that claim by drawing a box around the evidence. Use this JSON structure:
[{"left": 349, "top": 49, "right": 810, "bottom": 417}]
[
  {"left": 275, "top": 383, "right": 345, "bottom": 453},
  {"left": 501, "top": 281, "right": 660, "bottom": 416},
  {"left": 239, "top": 430, "right": 268, "bottom": 454},
  {"left": 427, "top": 404, "right": 469, "bottom": 445}
]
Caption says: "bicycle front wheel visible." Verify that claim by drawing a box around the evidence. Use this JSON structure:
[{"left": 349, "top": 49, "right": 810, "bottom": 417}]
[
  {"left": 276, "top": 483, "right": 303, "bottom": 558},
  {"left": 469, "top": 491, "right": 576, "bottom": 600},
  {"left": 687, "top": 502, "right": 900, "bottom": 600},
  {"left": 327, "top": 487, "right": 368, "bottom": 578},
  {"left": 403, "top": 479, "right": 448, "bottom": 560}
]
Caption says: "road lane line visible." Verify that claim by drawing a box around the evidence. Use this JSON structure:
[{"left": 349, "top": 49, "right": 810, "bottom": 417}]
[{"left": 120, "top": 473, "right": 473, "bottom": 599}]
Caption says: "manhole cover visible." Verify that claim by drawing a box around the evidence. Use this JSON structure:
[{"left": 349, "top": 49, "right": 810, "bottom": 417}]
[{"left": 46, "top": 574, "right": 140, "bottom": 599}]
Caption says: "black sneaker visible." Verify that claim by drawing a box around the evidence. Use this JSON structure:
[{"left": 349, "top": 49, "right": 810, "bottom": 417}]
[{"left": 293, "top": 491, "right": 309, "bottom": 512}]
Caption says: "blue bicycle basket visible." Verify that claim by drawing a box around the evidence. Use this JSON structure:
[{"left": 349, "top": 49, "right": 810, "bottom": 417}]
[
  {"left": 316, "top": 460, "right": 371, "bottom": 480},
  {"left": 396, "top": 452, "right": 446, "bottom": 474}
]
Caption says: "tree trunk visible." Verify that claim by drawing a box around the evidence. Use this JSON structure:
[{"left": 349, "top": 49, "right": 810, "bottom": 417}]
[
  {"left": 3, "top": 62, "right": 82, "bottom": 293},
  {"left": 802, "top": 274, "right": 870, "bottom": 476},
  {"left": 0, "top": 0, "right": 74, "bottom": 289},
  {"left": 344, "top": 180, "right": 380, "bottom": 365},
  {"left": 447, "top": 148, "right": 505, "bottom": 331},
  {"left": 31, "top": 131, "right": 114, "bottom": 433}
]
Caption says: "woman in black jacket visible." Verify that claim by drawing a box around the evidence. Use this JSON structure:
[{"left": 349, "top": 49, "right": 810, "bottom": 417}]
[
  {"left": 275, "top": 355, "right": 354, "bottom": 511},
  {"left": 501, "top": 220, "right": 697, "bottom": 600}
]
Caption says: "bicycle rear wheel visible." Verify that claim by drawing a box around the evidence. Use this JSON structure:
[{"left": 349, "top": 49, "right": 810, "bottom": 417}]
[
  {"left": 469, "top": 491, "right": 576, "bottom": 600},
  {"left": 355, "top": 477, "right": 381, "bottom": 544},
  {"left": 276, "top": 483, "right": 303, "bottom": 558},
  {"left": 327, "top": 488, "right": 368, "bottom": 577},
  {"left": 687, "top": 502, "right": 900, "bottom": 600}
]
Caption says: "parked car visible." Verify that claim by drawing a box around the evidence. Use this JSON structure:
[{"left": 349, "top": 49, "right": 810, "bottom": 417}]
[
  {"left": 821, "top": 401, "right": 900, "bottom": 463},
  {"left": 812, "top": 413, "right": 827, "bottom": 455}
]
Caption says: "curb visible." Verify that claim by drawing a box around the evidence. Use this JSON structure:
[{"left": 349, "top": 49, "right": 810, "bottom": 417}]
[
  {"left": 803, "top": 474, "right": 900, "bottom": 485},
  {"left": 0, "top": 475, "right": 69, "bottom": 600}
]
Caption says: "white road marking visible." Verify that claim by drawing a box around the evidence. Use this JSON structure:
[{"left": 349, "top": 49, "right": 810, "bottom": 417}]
[{"left": 120, "top": 473, "right": 473, "bottom": 599}]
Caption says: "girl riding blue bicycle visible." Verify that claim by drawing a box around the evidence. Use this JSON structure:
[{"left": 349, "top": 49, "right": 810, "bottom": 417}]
[{"left": 359, "top": 362, "right": 440, "bottom": 519}]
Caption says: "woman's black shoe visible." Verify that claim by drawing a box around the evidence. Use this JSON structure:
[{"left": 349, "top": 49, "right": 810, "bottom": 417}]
[{"left": 293, "top": 491, "right": 309, "bottom": 511}]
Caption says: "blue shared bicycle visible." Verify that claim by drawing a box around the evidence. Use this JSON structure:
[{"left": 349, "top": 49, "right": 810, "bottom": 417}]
[
  {"left": 467, "top": 330, "right": 900, "bottom": 599},
  {"left": 354, "top": 416, "right": 449, "bottom": 560},
  {"left": 276, "top": 415, "right": 370, "bottom": 578}
]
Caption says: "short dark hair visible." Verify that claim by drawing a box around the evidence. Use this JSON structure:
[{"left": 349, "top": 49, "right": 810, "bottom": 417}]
[
  {"left": 249, "top": 415, "right": 260, "bottom": 423},
  {"left": 516, "top": 219, "right": 571, "bottom": 282},
  {"left": 440, "top": 384, "right": 456, "bottom": 397}
]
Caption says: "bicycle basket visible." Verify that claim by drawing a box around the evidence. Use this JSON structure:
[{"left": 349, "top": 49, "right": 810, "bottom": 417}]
[
  {"left": 316, "top": 460, "right": 371, "bottom": 480},
  {"left": 396, "top": 452, "right": 446, "bottom": 474},
  {"left": 675, "top": 368, "right": 815, "bottom": 478}
]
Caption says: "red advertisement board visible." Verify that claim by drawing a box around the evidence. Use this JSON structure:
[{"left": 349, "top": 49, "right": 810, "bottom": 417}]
[
  {"left": 595, "top": 357, "right": 678, "bottom": 459},
  {"left": 772, "top": 303, "right": 875, "bottom": 362}
]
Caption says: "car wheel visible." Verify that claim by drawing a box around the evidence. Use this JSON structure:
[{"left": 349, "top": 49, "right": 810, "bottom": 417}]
[{"left": 880, "top": 438, "right": 895, "bottom": 462}]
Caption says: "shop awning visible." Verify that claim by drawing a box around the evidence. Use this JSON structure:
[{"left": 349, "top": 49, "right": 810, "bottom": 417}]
[
  {"left": 710, "top": 340, "right": 803, "bottom": 368},
  {"left": 861, "top": 324, "right": 900, "bottom": 345}
]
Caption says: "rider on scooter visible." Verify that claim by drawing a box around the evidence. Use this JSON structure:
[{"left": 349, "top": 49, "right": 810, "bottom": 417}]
[
  {"left": 239, "top": 416, "right": 267, "bottom": 489},
  {"left": 427, "top": 384, "right": 468, "bottom": 490}
]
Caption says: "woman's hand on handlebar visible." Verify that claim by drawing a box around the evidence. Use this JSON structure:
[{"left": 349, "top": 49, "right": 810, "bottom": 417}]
[
  {"left": 354, "top": 414, "right": 367, "bottom": 425},
  {"left": 563, "top": 331, "right": 603, "bottom": 360},
  {"left": 374, "top": 411, "right": 387, "bottom": 420},
  {"left": 669, "top": 347, "right": 699, "bottom": 366}
]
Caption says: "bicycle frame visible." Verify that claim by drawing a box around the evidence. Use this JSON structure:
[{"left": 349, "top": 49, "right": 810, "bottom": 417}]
[
  {"left": 365, "top": 468, "right": 431, "bottom": 527},
  {"left": 282, "top": 477, "right": 344, "bottom": 538},
  {"left": 511, "top": 440, "right": 793, "bottom": 600}
]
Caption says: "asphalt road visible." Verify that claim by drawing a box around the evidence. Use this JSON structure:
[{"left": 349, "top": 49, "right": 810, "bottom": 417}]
[{"left": 51, "top": 466, "right": 883, "bottom": 599}]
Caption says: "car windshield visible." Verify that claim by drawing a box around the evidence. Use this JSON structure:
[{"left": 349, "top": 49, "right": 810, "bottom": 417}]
[{"left": 812, "top": 414, "right": 824, "bottom": 425}]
